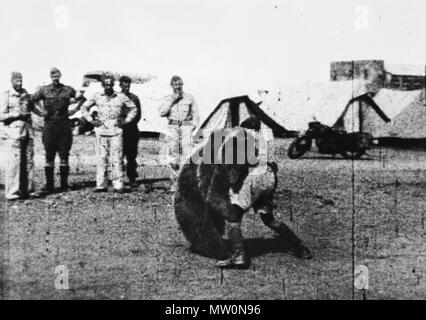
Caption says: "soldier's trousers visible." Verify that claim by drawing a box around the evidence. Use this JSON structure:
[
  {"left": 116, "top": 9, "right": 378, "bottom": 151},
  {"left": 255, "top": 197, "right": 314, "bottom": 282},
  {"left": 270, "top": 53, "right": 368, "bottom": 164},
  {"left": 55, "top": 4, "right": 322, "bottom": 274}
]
[
  {"left": 4, "top": 137, "right": 34, "bottom": 199},
  {"left": 123, "top": 125, "right": 139, "bottom": 180},
  {"left": 167, "top": 124, "right": 194, "bottom": 166},
  {"left": 42, "top": 122, "right": 73, "bottom": 167},
  {"left": 95, "top": 134, "right": 124, "bottom": 190}
]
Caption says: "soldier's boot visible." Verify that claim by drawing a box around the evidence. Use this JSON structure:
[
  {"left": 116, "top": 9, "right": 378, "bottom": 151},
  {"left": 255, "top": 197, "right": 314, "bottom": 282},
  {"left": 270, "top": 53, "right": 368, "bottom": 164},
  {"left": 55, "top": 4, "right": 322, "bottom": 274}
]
[
  {"left": 216, "top": 222, "right": 247, "bottom": 268},
  {"left": 41, "top": 167, "right": 54, "bottom": 193},
  {"left": 59, "top": 166, "right": 70, "bottom": 191},
  {"left": 260, "top": 214, "right": 312, "bottom": 259}
]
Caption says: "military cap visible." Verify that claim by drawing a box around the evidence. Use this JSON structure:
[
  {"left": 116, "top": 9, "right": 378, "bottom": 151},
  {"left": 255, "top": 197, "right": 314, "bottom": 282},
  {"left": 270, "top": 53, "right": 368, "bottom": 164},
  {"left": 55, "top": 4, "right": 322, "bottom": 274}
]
[
  {"left": 101, "top": 73, "right": 115, "bottom": 83},
  {"left": 119, "top": 75, "right": 132, "bottom": 84},
  {"left": 11, "top": 71, "right": 22, "bottom": 80},
  {"left": 50, "top": 67, "right": 61, "bottom": 76}
]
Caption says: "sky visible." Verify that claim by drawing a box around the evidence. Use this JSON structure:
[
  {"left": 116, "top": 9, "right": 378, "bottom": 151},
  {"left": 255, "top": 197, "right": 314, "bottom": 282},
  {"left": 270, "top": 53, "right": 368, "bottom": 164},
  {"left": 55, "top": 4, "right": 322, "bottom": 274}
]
[{"left": 1, "top": 0, "right": 425, "bottom": 114}]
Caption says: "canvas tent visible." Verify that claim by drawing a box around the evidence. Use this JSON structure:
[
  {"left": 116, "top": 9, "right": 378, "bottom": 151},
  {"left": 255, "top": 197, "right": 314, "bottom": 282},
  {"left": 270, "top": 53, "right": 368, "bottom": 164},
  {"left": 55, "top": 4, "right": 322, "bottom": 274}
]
[
  {"left": 257, "top": 80, "right": 390, "bottom": 135},
  {"left": 81, "top": 71, "right": 170, "bottom": 135},
  {"left": 369, "top": 89, "right": 426, "bottom": 138},
  {"left": 334, "top": 93, "right": 391, "bottom": 135},
  {"left": 194, "top": 95, "right": 294, "bottom": 139}
]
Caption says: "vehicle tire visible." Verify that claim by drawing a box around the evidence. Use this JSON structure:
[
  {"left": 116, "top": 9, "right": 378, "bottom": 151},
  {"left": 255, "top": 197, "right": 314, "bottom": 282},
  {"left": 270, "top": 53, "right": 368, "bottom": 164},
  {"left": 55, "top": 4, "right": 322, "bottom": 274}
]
[
  {"left": 287, "top": 137, "right": 312, "bottom": 159},
  {"left": 340, "top": 150, "right": 365, "bottom": 159}
]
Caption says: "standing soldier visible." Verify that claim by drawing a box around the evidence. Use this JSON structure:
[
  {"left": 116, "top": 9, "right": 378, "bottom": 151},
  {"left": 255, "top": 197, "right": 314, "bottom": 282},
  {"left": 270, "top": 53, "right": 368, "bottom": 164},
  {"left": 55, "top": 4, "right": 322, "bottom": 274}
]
[
  {"left": 159, "top": 76, "right": 199, "bottom": 171},
  {"left": 81, "top": 75, "right": 137, "bottom": 193},
  {"left": 119, "top": 76, "right": 141, "bottom": 187},
  {"left": 32, "top": 67, "right": 78, "bottom": 193},
  {"left": 0, "top": 72, "right": 44, "bottom": 200}
]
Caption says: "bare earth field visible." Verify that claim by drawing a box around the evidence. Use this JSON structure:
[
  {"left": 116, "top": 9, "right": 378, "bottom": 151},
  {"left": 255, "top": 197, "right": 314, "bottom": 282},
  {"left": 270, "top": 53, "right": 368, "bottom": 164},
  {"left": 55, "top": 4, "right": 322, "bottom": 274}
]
[{"left": 0, "top": 134, "right": 425, "bottom": 300}]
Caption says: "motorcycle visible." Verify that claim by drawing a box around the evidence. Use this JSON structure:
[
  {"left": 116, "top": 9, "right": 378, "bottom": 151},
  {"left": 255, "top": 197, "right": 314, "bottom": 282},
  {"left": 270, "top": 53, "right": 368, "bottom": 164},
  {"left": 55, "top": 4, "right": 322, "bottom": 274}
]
[{"left": 287, "top": 121, "right": 373, "bottom": 159}]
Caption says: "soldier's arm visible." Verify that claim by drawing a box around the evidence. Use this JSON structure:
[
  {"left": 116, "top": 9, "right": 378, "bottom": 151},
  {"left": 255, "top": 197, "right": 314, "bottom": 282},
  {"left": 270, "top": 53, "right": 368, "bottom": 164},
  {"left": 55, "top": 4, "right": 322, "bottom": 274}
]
[
  {"left": 134, "top": 95, "right": 142, "bottom": 124},
  {"left": 135, "top": 97, "right": 142, "bottom": 123},
  {"left": 122, "top": 95, "right": 137, "bottom": 124},
  {"left": 68, "top": 99, "right": 87, "bottom": 116},
  {"left": 25, "top": 89, "right": 45, "bottom": 117},
  {"left": 81, "top": 95, "right": 97, "bottom": 122},
  {"left": 31, "top": 100, "right": 46, "bottom": 117},
  {"left": 31, "top": 86, "right": 44, "bottom": 102},
  {"left": 68, "top": 87, "right": 77, "bottom": 104},
  {"left": 68, "top": 91, "right": 87, "bottom": 116},
  {"left": 158, "top": 96, "right": 173, "bottom": 117},
  {"left": 190, "top": 96, "right": 200, "bottom": 129},
  {"left": 0, "top": 92, "right": 20, "bottom": 123}
]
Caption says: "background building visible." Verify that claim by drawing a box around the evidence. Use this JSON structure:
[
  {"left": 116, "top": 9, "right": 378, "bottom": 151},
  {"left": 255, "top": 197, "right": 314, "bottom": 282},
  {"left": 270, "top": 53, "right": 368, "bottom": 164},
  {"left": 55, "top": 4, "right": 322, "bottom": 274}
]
[{"left": 330, "top": 59, "right": 425, "bottom": 91}]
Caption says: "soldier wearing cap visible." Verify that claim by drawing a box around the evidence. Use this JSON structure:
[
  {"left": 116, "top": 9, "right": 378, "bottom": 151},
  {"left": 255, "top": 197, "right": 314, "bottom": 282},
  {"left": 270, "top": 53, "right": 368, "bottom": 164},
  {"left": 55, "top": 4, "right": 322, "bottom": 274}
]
[
  {"left": 32, "top": 67, "right": 78, "bottom": 193},
  {"left": 0, "top": 72, "right": 44, "bottom": 200},
  {"left": 119, "top": 75, "right": 141, "bottom": 186},
  {"left": 81, "top": 74, "right": 137, "bottom": 193},
  {"left": 158, "top": 76, "right": 199, "bottom": 170}
]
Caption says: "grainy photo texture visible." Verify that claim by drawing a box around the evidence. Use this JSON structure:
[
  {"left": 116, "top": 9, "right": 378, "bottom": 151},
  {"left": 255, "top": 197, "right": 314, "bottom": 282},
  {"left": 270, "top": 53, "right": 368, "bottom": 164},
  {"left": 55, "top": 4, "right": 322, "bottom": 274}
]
[{"left": 0, "top": 0, "right": 425, "bottom": 300}]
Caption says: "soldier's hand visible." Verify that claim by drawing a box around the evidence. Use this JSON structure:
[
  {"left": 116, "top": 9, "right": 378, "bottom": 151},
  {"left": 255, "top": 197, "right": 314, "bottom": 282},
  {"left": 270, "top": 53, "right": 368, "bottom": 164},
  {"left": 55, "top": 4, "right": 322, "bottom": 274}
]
[
  {"left": 268, "top": 161, "right": 278, "bottom": 173},
  {"left": 173, "top": 93, "right": 183, "bottom": 104},
  {"left": 6, "top": 112, "right": 21, "bottom": 122},
  {"left": 91, "top": 119, "right": 103, "bottom": 127},
  {"left": 19, "top": 112, "right": 31, "bottom": 121},
  {"left": 117, "top": 119, "right": 127, "bottom": 128},
  {"left": 19, "top": 93, "right": 31, "bottom": 102},
  {"left": 3, "top": 118, "right": 14, "bottom": 126}
]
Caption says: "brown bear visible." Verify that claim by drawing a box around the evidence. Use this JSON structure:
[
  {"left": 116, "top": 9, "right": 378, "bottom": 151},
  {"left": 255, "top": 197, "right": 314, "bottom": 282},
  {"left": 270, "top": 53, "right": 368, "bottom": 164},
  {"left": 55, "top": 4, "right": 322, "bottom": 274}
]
[{"left": 174, "top": 116, "right": 312, "bottom": 268}]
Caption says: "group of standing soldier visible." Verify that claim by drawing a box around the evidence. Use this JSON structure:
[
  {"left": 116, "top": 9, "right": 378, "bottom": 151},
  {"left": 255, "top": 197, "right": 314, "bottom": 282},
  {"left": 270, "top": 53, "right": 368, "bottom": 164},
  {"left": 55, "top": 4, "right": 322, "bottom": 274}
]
[
  {"left": 1, "top": 69, "right": 309, "bottom": 269},
  {"left": 1, "top": 69, "right": 199, "bottom": 200}
]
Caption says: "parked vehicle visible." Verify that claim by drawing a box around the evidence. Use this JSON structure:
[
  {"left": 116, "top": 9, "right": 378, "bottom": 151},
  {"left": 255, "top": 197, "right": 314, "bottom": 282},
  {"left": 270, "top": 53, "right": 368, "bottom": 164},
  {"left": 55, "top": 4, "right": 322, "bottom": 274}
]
[{"left": 287, "top": 121, "right": 373, "bottom": 159}]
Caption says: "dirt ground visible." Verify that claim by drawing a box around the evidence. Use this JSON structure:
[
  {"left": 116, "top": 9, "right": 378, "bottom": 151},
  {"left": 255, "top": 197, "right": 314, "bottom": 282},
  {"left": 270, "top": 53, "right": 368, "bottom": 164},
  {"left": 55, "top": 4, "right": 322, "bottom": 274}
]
[{"left": 0, "top": 134, "right": 425, "bottom": 300}]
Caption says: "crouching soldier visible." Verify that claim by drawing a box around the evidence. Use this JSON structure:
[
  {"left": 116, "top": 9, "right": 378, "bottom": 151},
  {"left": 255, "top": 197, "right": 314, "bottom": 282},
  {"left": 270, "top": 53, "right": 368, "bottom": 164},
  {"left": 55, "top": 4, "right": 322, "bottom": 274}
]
[
  {"left": 81, "top": 75, "right": 137, "bottom": 193},
  {"left": 0, "top": 72, "right": 44, "bottom": 200}
]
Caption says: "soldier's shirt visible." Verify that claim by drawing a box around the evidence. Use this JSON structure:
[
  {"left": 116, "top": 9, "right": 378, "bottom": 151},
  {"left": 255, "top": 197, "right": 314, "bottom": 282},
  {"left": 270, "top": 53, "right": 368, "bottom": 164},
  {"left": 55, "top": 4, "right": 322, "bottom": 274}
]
[
  {"left": 159, "top": 92, "right": 199, "bottom": 127},
  {"left": 222, "top": 127, "right": 276, "bottom": 212},
  {"left": 32, "top": 83, "right": 76, "bottom": 124},
  {"left": 83, "top": 91, "right": 137, "bottom": 136},
  {"left": 0, "top": 87, "right": 33, "bottom": 140},
  {"left": 228, "top": 165, "right": 276, "bottom": 212}
]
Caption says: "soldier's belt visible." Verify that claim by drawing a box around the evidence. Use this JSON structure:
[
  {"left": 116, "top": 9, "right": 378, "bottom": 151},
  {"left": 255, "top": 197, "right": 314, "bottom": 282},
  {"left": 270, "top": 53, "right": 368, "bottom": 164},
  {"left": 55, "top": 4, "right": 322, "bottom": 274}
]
[{"left": 168, "top": 120, "right": 192, "bottom": 126}]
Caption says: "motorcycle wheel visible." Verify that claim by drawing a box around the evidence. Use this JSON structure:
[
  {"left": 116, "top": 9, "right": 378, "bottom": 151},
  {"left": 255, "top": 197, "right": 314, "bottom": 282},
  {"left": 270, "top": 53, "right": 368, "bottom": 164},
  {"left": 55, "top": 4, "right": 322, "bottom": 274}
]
[
  {"left": 287, "top": 137, "right": 312, "bottom": 159},
  {"left": 340, "top": 150, "right": 365, "bottom": 159}
]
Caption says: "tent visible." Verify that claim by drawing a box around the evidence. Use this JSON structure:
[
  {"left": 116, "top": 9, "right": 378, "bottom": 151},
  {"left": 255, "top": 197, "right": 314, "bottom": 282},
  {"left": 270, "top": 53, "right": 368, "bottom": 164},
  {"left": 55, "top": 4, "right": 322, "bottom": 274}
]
[
  {"left": 81, "top": 71, "right": 170, "bottom": 135},
  {"left": 257, "top": 80, "right": 390, "bottom": 135},
  {"left": 334, "top": 93, "right": 391, "bottom": 135},
  {"left": 194, "top": 95, "right": 294, "bottom": 139},
  {"left": 370, "top": 89, "right": 426, "bottom": 138}
]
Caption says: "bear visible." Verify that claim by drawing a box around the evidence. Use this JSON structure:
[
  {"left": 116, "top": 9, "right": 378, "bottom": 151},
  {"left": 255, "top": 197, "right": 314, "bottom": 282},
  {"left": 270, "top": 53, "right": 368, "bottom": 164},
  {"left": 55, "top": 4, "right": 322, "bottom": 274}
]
[{"left": 174, "top": 116, "right": 312, "bottom": 268}]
